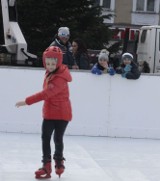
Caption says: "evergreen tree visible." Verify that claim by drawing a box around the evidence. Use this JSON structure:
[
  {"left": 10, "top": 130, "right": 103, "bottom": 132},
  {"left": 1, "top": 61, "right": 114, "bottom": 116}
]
[{"left": 1, "top": 0, "right": 113, "bottom": 57}]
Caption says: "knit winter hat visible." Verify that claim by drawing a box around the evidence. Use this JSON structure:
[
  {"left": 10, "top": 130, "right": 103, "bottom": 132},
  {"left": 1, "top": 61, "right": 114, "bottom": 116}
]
[
  {"left": 58, "top": 27, "right": 70, "bottom": 37},
  {"left": 100, "top": 49, "right": 109, "bottom": 55},
  {"left": 98, "top": 52, "right": 109, "bottom": 62},
  {"left": 122, "top": 52, "right": 133, "bottom": 61}
]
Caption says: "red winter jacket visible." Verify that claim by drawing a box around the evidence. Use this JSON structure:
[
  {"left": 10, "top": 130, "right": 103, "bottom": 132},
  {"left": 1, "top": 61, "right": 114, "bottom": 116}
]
[{"left": 25, "top": 65, "right": 72, "bottom": 121}]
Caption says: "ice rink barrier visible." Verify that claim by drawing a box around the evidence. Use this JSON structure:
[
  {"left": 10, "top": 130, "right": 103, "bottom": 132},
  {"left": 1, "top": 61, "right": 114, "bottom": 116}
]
[{"left": 0, "top": 66, "right": 160, "bottom": 139}]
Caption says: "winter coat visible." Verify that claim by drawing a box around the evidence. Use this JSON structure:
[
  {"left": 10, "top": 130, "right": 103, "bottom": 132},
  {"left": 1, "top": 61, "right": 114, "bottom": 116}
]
[
  {"left": 50, "top": 38, "right": 75, "bottom": 69},
  {"left": 25, "top": 65, "right": 72, "bottom": 121},
  {"left": 91, "top": 62, "right": 115, "bottom": 75},
  {"left": 91, "top": 63, "right": 106, "bottom": 75},
  {"left": 116, "top": 61, "right": 141, "bottom": 79},
  {"left": 73, "top": 52, "right": 90, "bottom": 70}
]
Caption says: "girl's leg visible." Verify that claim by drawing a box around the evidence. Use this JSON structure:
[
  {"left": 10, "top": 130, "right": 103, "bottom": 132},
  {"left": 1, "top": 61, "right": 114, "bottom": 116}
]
[
  {"left": 35, "top": 120, "right": 55, "bottom": 178},
  {"left": 41, "top": 120, "right": 55, "bottom": 162},
  {"left": 53, "top": 120, "right": 68, "bottom": 158},
  {"left": 53, "top": 120, "right": 68, "bottom": 177}
]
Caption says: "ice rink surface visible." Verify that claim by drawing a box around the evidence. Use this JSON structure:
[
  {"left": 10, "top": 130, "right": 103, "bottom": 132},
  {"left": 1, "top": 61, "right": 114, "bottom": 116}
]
[{"left": 1, "top": 132, "right": 160, "bottom": 181}]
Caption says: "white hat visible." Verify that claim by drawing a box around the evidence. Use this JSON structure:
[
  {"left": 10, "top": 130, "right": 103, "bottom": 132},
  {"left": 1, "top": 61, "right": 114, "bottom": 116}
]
[
  {"left": 58, "top": 27, "right": 70, "bottom": 37},
  {"left": 122, "top": 52, "right": 133, "bottom": 61},
  {"left": 100, "top": 49, "right": 109, "bottom": 55}
]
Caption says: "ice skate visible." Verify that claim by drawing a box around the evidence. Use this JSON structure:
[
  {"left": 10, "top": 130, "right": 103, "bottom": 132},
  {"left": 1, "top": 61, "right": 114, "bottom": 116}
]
[
  {"left": 35, "top": 162, "right": 52, "bottom": 179},
  {"left": 54, "top": 157, "right": 65, "bottom": 178}
]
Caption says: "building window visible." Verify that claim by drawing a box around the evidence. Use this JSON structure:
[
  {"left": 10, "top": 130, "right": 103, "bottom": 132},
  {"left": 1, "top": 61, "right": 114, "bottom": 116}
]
[
  {"left": 103, "top": 0, "right": 111, "bottom": 9},
  {"left": 136, "top": 0, "right": 144, "bottom": 11},
  {"left": 136, "top": 0, "right": 155, "bottom": 12},
  {"left": 147, "top": 0, "right": 154, "bottom": 11}
]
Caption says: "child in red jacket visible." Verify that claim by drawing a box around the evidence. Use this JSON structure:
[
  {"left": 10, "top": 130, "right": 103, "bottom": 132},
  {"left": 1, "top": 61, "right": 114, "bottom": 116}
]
[{"left": 15, "top": 46, "right": 72, "bottom": 179}]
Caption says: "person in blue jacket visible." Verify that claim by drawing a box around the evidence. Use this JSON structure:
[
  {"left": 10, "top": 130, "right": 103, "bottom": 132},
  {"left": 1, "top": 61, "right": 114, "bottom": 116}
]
[
  {"left": 116, "top": 52, "right": 141, "bottom": 79},
  {"left": 91, "top": 49, "right": 115, "bottom": 75}
]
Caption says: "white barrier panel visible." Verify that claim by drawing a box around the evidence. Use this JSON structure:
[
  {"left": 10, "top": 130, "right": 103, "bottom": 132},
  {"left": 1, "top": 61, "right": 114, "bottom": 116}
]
[{"left": 0, "top": 67, "right": 160, "bottom": 139}]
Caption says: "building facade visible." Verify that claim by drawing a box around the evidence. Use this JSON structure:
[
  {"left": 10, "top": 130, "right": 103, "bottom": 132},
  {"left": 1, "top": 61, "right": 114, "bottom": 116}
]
[
  {"left": 100, "top": 0, "right": 160, "bottom": 26},
  {"left": 99, "top": 0, "right": 160, "bottom": 40}
]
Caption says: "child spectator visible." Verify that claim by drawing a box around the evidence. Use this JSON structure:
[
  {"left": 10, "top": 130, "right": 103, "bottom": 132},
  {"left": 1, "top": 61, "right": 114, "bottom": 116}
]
[
  {"left": 91, "top": 49, "right": 115, "bottom": 75},
  {"left": 116, "top": 52, "right": 140, "bottom": 79}
]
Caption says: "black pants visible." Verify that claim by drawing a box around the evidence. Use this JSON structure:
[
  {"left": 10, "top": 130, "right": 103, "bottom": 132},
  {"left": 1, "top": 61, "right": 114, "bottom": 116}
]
[{"left": 41, "top": 119, "right": 68, "bottom": 162}]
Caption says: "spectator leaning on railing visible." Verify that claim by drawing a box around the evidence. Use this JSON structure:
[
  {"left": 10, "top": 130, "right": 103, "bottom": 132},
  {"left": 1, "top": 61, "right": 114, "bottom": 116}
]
[
  {"left": 91, "top": 49, "right": 115, "bottom": 76},
  {"left": 116, "top": 52, "right": 141, "bottom": 79}
]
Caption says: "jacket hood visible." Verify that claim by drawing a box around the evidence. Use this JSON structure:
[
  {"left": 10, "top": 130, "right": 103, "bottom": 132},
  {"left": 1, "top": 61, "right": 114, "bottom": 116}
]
[{"left": 54, "top": 64, "right": 72, "bottom": 82}]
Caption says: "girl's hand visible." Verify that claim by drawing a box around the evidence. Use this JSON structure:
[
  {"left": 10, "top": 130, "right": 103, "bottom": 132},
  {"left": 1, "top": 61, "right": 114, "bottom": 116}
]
[{"left": 15, "top": 101, "right": 27, "bottom": 108}]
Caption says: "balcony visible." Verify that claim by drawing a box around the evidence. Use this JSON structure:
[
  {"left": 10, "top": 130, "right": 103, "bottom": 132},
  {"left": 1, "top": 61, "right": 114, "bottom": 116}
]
[{"left": 131, "top": 11, "right": 159, "bottom": 25}]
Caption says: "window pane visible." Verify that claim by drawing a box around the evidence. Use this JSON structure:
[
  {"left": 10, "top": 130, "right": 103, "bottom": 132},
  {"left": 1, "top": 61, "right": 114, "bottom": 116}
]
[
  {"left": 136, "top": 0, "right": 144, "bottom": 11},
  {"left": 147, "top": 0, "right": 154, "bottom": 11},
  {"left": 141, "top": 30, "right": 147, "bottom": 43},
  {"left": 103, "top": 0, "right": 111, "bottom": 9}
]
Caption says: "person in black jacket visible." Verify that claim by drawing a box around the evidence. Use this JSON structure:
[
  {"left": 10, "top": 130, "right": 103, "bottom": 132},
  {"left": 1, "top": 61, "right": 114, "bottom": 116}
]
[
  {"left": 116, "top": 52, "right": 141, "bottom": 79},
  {"left": 71, "top": 38, "right": 90, "bottom": 70},
  {"left": 49, "top": 27, "right": 77, "bottom": 69}
]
